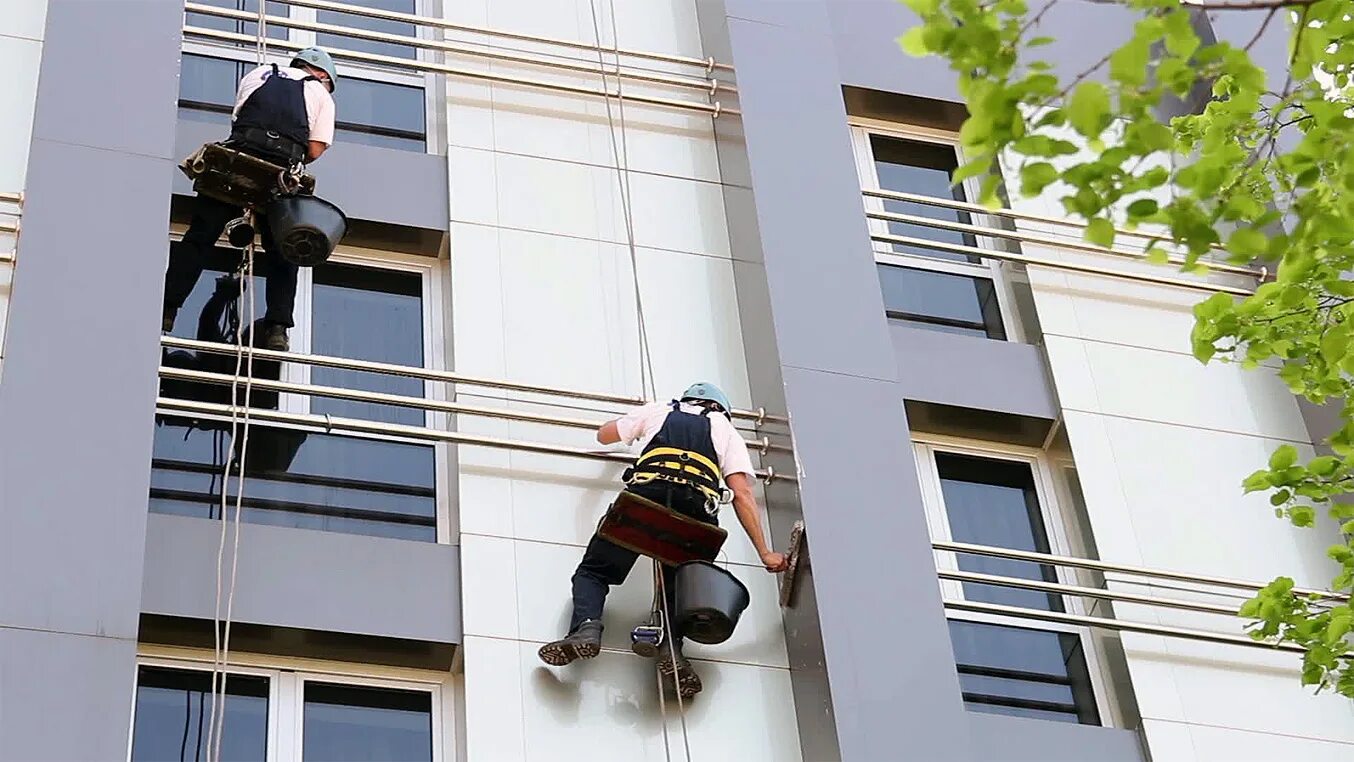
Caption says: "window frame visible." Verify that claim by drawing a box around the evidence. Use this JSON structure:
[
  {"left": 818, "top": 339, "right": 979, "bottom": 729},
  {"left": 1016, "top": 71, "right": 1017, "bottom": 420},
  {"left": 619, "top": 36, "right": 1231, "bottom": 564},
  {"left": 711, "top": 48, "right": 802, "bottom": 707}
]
[
  {"left": 912, "top": 434, "right": 1113, "bottom": 724},
  {"left": 161, "top": 225, "right": 452, "bottom": 544},
  {"left": 132, "top": 649, "right": 456, "bottom": 762},
  {"left": 180, "top": 0, "right": 439, "bottom": 153},
  {"left": 849, "top": 119, "right": 1024, "bottom": 342}
]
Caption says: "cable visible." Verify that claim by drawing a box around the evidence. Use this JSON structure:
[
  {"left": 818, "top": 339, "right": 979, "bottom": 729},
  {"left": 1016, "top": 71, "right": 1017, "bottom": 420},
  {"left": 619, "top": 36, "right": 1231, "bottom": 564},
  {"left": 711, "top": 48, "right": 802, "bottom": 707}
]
[
  {"left": 656, "top": 562, "right": 694, "bottom": 762},
  {"left": 587, "top": 0, "right": 656, "bottom": 401}
]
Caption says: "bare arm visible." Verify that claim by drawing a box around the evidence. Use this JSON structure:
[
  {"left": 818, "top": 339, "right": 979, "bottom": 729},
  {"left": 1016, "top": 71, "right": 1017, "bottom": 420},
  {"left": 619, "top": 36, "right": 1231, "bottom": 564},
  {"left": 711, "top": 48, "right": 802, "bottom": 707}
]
[
  {"left": 597, "top": 419, "right": 621, "bottom": 445},
  {"left": 306, "top": 141, "right": 328, "bottom": 163},
  {"left": 727, "top": 473, "right": 788, "bottom": 572}
]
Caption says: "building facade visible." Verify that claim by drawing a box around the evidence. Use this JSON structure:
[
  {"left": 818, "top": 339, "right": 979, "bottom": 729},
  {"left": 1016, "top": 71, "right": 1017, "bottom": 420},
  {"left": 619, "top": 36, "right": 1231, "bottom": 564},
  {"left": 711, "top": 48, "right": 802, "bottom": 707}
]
[{"left": 0, "top": 0, "right": 1350, "bottom": 760}]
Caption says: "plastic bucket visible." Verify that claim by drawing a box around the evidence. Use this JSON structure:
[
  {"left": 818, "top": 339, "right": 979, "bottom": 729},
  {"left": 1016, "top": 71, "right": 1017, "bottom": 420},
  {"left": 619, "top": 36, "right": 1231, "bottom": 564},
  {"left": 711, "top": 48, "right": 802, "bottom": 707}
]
[
  {"left": 672, "top": 561, "right": 750, "bottom": 645},
  {"left": 266, "top": 195, "right": 347, "bottom": 267}
]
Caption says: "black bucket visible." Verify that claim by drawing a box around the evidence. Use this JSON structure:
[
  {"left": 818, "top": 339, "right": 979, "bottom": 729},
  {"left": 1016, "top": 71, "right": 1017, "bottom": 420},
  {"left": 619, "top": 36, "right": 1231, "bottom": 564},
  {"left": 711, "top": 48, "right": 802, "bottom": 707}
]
[
  {"left": 266, "top": 195, "right": 347, "bottom": 267},
  {"left": 673, "top": 561, "right": 750, "bottom": 645}
]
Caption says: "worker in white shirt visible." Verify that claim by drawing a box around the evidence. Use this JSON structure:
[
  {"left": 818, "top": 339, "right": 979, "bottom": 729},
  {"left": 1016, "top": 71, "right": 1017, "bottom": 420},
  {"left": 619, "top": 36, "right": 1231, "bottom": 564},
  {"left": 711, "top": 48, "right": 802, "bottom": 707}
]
[
  {"left": 162, "top": 47, "right": 338, "bottom": 352},
  {"left": 539, "top": 382, "right": 788, "bottom": 699}
]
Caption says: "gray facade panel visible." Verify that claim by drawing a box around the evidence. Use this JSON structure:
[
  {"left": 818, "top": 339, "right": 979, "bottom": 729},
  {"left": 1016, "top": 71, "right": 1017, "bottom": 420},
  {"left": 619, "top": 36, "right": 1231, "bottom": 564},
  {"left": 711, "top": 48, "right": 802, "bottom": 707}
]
[
  {"left": 968, "top": 712, "right": 1146, "bottom": 762},
  {"left": 142, "top": 514, "right": 462, "bottom": 643},
  {"left": 30, "top": 0, "right": 182, "bottom": 160},
  {"left": 174, "top": 121, "right": 450, "bottom": 232},
  {"left": 890, "top": 324, "right": 1059, "bottom": 420},
  {"left": 782, "top": 365, "right": 971, "bottom": 762},
  {"left": 0, "top": 628, "right": 140, "bottom": 762},
  {"left": 727, "top": 17, "right": 898, "bottom": 382},
  {"left": 0, "top": 142, "right": 170, "bottom": 639}
]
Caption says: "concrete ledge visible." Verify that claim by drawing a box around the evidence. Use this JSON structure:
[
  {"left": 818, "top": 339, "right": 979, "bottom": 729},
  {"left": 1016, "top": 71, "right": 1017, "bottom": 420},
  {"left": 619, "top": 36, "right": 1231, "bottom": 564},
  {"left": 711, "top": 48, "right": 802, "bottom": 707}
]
[
  {"left": 968, "top": 712, "right": 1146, "bottom": 762},
  {"left": 142, "top": 513, "right": 461, "bottom": 645},
  {"left": 891, "top": 323, "right": 1059, "bottom": 421}
]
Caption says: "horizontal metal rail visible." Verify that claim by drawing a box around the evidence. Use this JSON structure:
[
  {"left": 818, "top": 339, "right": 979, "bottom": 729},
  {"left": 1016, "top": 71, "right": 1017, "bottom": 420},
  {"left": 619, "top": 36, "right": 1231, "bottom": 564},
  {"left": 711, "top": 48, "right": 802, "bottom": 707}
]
[
  {"left": 186, "top": 3, "right": 725, "bottom": 95},
  {"left": 0, "top": 221, "right": 16, "bottom": 234},
  {"left": 158, "top": 366, "right": 786, "bottom": 453},
  {"left": 863, "top": 187, "right": 1225, "bottom": 254},
  {"left": 866, "top": 208, "right": 1259, "bottom": 279},
  {"left": 269, "top": 0, "right": 731, "bottom": 72},
  {"left": 0, "top": 250, "right": 13, "bottom": 264},
  {"left": 184, "top": 27, "right": 735, "bottom": 117},
  {"left": 875, "top": 231, "right": 1253, "bottom": 297},
  {"left": 944, "top": 599, "right": 1304, "bottom": 653},
  {"left": 160, "top": 336, "right": 784, "bottom": 425},
  {"left": 939, "top": 569, "right": 1242, "bottom": 616},
  {"left": 0, "top": 192, "right": 21, "bottom": 204},
  {"left": 935, "top": 540, "right": 1347, "bottom": 602},
  {"left": 155, "top": 396, "right": 787, "bottom": 482}
]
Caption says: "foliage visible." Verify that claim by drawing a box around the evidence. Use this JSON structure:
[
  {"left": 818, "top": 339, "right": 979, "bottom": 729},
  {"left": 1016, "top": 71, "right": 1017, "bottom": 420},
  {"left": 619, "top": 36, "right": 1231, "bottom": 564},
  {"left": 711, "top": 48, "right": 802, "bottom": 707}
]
[{"left": 901, "top": 0, "right": 1354, "bottom": 695}]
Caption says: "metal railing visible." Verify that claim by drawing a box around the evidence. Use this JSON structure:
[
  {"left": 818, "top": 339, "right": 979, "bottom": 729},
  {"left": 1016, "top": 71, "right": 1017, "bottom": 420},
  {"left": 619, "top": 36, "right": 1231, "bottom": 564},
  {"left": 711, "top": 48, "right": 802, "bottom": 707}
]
[
  {"left": 0, "top": 191, "right": 21, "bottom": 264},
  {"left": 182, "top": 0, "right": 735, "bottom": 117},
  {"left": 935, "top": 540, "right": 1345, "bottom": 655},
  {"left": 865, "top": 189, "right": 1259, "bottom": 297}
]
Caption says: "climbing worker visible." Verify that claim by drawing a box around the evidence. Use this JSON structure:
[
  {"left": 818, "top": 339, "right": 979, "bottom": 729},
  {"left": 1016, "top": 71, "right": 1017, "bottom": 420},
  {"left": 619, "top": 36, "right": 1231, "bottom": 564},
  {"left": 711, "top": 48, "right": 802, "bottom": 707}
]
[
  {"left": 539, "top": 382, "right": 789, "bottom": 698},
  {"left": 162, "top": 47, "right": 338, "bottom": 351}
]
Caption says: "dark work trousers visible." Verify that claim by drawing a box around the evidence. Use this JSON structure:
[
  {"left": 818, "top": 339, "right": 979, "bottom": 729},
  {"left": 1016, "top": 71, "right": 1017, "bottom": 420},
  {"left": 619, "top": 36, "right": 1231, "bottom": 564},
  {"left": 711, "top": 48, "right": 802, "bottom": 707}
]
[
  {"left": 163, "top": 194, "right": 299, "bottom": 328},
  {"left": 569, "top": 481, "right": 718, "bottom": 642}
]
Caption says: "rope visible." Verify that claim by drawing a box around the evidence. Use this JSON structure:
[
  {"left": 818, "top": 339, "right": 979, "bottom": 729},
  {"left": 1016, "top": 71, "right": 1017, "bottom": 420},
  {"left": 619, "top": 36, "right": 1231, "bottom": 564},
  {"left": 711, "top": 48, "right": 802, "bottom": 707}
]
[
  {"left": 587, "top": 0, "right": 656, "bottom": 401},
  {"left": 207, "top": 11, "right": 270, "bottom": 760},
  {"left": 656, "top": 561, "right": 694, "bottom": 762}
]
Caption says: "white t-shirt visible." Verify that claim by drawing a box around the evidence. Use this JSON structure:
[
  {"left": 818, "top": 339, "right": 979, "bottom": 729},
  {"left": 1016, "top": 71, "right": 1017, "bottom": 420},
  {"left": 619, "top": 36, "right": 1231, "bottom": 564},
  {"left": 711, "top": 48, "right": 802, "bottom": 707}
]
[
  {"left": 614, "top": 401, "right": 756, "bottom": 481},
  {"left": 233, "top": 65, "right": 336, "bottom": 147}
]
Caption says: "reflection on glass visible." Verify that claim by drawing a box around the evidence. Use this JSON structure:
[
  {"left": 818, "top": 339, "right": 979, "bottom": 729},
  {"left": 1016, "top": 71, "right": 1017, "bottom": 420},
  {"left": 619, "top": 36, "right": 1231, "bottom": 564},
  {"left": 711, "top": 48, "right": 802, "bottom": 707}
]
[
  {"left": 304, "top": 683, "right": 433, "bottom": 761},
  {"left": 131, "top": 666, "right": 269, "bottom": 762},
  {"left": 871, "top": 135, "right": 979, "bottom": 264},
  {"left": 317, "top": 0, "right": 418, "bottom": 59},
  {"left": 876, "top": 264, "right": 1005, "bottom": 339},
  {"left": 311, "top": 263, "right": 425, "bottom": 425},
  {"left": 150, "top": 421, "right": 437, "bottom": 541},
  {"left": 937, "top": 452, "right": 1061, "bottom": 611},
  {"left": 948, "top": 620, "right": 1099, "bottom": 725}
]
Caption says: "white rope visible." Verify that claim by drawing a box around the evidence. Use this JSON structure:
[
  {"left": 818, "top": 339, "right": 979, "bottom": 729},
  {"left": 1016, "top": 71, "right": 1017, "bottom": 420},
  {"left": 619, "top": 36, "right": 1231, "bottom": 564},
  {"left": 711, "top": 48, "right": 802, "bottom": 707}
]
[
  {"left": 587, "top": 0, "right": 656, "bottom": 401},
  {"left": 656, "top": 561, "right": 694, "bottom": 762}
]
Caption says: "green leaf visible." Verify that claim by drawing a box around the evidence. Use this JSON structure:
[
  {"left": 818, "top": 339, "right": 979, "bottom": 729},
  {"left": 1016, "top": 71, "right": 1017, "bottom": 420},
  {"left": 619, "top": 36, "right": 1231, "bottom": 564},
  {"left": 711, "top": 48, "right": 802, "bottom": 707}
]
[
  {"left": 902, "top": 0, "right": 940, "bottom": 14},
  {"left": 1110, "top": 38, "right": 1151, "bottom": 88},
  {"left": 1020, "top": 162, "right": 1060, "bottom": 196},
  {"left": 1127, "top": 198, "right": 1159, "bottom": 219},
  {"left": 1027, "top": 36, "right": 1055, "bottom": 47},
  {"left": 1270, "top": 445, "right": 1300, "bottom": 471},
  {"left": 899, "top": 26, "right": 929, "bottom": 57},
  {"left": 1243, "top": 470, "right": 1273, "bottom": 493},
  {"left": 1227, "top": 228, "right": 1268, "bottom": 259},
  {"left": 1085, "top": 217, "right": 1115, "bottom": 249},
  {"left": 1272, "top": 489, "right": 1292, "bottom": 506},
  {"left": 1068, "top": 82, "right": 1111, "bottom": 138},
  {"left": 1145, "top": 246, "right": 1170, "bottom": 265}
]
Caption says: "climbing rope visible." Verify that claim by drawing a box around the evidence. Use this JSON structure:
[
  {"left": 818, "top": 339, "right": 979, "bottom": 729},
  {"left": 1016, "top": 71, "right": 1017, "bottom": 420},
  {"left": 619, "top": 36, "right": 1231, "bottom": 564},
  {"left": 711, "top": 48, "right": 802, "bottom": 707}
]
[
  {"left": 206, "top": 7, "right": 269, "bottom": 757},
  {"left": 656, "top": 560, "right": 695, "bottom": 762}
]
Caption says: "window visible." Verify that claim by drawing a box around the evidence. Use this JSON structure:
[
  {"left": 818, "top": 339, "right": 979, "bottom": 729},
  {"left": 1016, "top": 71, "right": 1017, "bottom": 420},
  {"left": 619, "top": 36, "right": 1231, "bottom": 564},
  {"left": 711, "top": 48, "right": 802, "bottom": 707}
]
[
  {"left": 179, "top": 0, "right": 430, "bottom": 151},
  {"left": 852, "top": 125, "right": 1015, "bottom": 340},
  {"left": 151, "top": 248, "right": 444, "bottom": 542},
  {"left": 915, "top": 440, "right": 1104, "bottom": 724},
  {"left": 131, "top": 659, "right": 449, "bottom": 762}
]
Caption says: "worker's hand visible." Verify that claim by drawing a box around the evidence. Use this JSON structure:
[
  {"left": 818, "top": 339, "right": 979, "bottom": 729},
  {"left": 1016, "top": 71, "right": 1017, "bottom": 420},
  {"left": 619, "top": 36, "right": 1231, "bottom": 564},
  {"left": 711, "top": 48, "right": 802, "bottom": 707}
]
[{"left": 760, "top": 550, "right": 789, "bottom": 573}]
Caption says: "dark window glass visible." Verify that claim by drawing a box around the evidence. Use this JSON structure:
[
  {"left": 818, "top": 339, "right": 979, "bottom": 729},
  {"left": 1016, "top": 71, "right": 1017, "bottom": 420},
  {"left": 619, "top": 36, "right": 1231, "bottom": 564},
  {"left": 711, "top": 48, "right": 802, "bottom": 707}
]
[
  {"left": 936, "top": 453, "right": 1062, "bottom": 611},
  {"left": 304, "top": 682, "right": 433, "bottom": 761},
  {"left": 948, "top": 620, "right": 1100, "bottom": 725},
  {"left": 317, "top": 0, "right": 418, "bottom": 60},
  {"left": 311, "top": 263, "right": 425, "bottom": 426},
  {"left": 177, "top": 54, "right": 426, "bottom": 152},
  {"left": 131, "top": 666, "right": 269, "bottom": 762},
  {"left": 877, "top": 263, "right": 1005, "bottom": 340},
  {"left": 871, "top": 135, "right": 979, "bottom": 264},
  {"left": 185, "top": 0, "right": 288, "bottom": 42},
  {"left": 151, "top": 257, "right": 437, "bottom": 541}
]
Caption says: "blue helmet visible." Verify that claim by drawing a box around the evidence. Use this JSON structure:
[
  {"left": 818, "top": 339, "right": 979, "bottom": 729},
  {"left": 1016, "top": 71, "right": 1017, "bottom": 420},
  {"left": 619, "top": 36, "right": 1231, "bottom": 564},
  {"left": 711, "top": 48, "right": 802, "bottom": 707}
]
[
  {"left": 681, "top": 382, "right": 732, "bottom": 415},
  {"left": 292, "top": 47, "right": 338, "bottom": 92}
]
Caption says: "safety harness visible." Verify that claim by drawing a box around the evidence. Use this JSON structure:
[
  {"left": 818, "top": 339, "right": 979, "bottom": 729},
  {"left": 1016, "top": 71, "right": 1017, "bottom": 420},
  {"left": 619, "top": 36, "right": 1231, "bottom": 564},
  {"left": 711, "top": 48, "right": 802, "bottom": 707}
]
[
  {"left": 230, "top": 63, "right": 316, "bottom": 166},
  {"left": 623, "top": 402, "right": 729, "bottom": 511}
]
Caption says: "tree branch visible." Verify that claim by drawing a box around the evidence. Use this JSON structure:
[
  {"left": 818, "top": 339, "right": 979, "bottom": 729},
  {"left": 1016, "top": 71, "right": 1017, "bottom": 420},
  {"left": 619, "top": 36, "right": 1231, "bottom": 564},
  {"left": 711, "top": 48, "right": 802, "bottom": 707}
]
[
  {"left": 1182, "top": 0, "right": 1318, "bottom": 9},
  {"left": 1244, "top": 7, "right": 1280, "bottom": 50},
  {"left": 1018, "top": 0, "right": 1060, "bottom": 37}
]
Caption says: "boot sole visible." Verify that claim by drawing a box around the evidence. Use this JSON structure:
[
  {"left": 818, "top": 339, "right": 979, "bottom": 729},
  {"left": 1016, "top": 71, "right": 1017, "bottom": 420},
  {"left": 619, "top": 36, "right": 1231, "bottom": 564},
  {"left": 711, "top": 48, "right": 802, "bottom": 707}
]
[
  {"left": 657, "top": 658, "right": 702, "bottom": 699},
  {"left": 538, "top": 639, "right": 600, "bottom": 667}
]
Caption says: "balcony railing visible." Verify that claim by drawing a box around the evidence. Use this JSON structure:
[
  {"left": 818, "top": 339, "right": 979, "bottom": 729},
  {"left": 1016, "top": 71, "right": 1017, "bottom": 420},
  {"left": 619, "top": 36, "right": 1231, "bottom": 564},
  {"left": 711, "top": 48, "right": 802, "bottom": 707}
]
[
  {"left": 182, "top": 0, "right": 736, "bottom": 118},
  {"left": 864, "top": 188, "right": 1261, "bottom": 299},
  {"left": 157, "top": 335, "right": 792, "bottom": 483},
  {"left": 936, "top": 539, "right": 1344, "bottom": 654}
]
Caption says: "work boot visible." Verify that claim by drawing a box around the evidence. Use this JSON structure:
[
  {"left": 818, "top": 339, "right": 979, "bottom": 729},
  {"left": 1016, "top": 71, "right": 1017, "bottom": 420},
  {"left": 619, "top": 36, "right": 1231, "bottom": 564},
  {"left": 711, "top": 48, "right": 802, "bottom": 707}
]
[
  {"left": 657, "top": 644, "right": 702, "bottom": 699},
  {"left": 538, "top": 620, "right": 603, "bottom": 666},
  {"left": 260, "top": 322, "right": 289, "bottom": 352}
]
